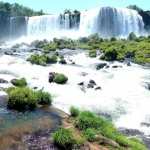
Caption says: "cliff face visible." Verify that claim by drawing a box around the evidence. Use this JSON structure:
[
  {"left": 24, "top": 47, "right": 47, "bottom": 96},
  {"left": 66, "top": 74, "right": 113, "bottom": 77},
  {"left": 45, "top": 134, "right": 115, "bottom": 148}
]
[
  {"left": 0, "top": 11, "right": 10, "bottom": 40},
  {"left": 139, "top": 10, "right": 150, "bottom": 31}
]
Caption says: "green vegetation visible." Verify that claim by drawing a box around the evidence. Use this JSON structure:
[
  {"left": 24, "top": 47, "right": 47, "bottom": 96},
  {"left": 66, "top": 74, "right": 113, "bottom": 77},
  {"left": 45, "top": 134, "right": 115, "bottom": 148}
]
[
  {"left": 0, "top": 2, "right": 44, "bottom": 16},
  {"left": 71, "top": 108, "right": 146, "bottom": 150},
  {"left": 83, "top": 128, "right": 97, "bottom": 142},
  {"left": 53, "top": 128, "right": 75, "bottom": 149},
  {"left": 53, "top": 73, "right": 68, "bottom": 84},
  {"left": 70, "top": 106, "right": 80, "bottom": 117},
  {"left": 11, "top": 78, "right": 27, "bottom": 87},
  {"left": 27, "top": 54, "right": 57, "bottom": 66},
  {"left": 36, "top": 90, "right": 52, "bottom": 105},
  {"left": 7, "top": 87, "right": 37, "bottom": 111},
  {"left": 101, "top": 49, "right": 118, "bottom": 61},
  {"left": 53, "top": 108, "right": 146, "bottom": 149},
  {"left": 6, "top": 86, "right": 52, "bottom": 111},
  {"left": 43, "top": 43, "right": 57, "bottom": 53},
  {"left": 30, "top": 34, "right": 150, "bottom": 65},
  {"left": 128, "top": 32, "right": 137, "bottom": 41},
  {"left": 89, "top": 50, "right": 97, "bottom": 58}
]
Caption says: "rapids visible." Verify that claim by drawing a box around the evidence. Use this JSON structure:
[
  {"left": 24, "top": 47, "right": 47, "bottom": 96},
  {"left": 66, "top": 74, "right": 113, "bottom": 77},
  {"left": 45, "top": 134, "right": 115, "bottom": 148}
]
[{"left": 0, "top": 50, "right": 150, "bottom": 136}]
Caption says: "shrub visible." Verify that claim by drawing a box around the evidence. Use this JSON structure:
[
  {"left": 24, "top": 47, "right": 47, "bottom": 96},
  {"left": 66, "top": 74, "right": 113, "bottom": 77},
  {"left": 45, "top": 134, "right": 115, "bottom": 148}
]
[
  {"left": 7, "top": 87, "right": 37, "bottom": 111},
  {"left": 83, "top": 128, "right": 97, "bottom": 142},
  {"left": 101, "top": 49, "right": 118, "bottom": 61},
  {"left": 129, "top": 138, "right": 147, "bottom": 150},
  {"left": 53, "top": 73, "right": 68, "bottom": 84},
  {"left": 27, "top": 54, "right": 47, "bottom": 66},
  {"left": 43, "top": 43, "right": 57, "bottom": 53},
  {"left": 128, "top": 32, "right": 137, "bottom": 41},
  {"left": 53, "top": 128, "right": 75, "bottom": 149},
  {"left": 27, "top": 54, "right": 57, "bottom": 66},
  {"left": 70, "top": 106, "right": 79, "bottom": 117},
  {"left": 31, "top": 40, "right": 48, "bottom": 48},
  {"left": 89, "top": 50, "right": 96, "bottom": 58},
  {"left": 75, "top": 111, "right": 104, "bottom": 130},
  {"left": 47, "top": 55, "right": 57, "bottom": 64},
  {"left": 36, "top": 90, "right": 52, "bottom": 105},
  {"left": 11, "top": 78, "right": 27, "bottom": 87},
  {"left": 110, "top": 37, "right": 117, "bottom": 41},
  {"left": 74, "top": 110, "right": 146, "bottom": 149}
]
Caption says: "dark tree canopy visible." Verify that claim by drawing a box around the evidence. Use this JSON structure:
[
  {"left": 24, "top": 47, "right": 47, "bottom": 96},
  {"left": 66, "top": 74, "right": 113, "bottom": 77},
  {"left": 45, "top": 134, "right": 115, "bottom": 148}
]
[{"left": 0, "top": 1, "right": 45, "bottom": 16}]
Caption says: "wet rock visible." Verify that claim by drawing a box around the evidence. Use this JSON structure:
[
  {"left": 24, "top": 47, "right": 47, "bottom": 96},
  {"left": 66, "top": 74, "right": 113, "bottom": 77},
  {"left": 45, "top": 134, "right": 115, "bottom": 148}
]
[
  {"left": 0, "top": 95, "right": 8, "bottom": 106},
  {"left": 80, "top": 72, "right": 88, "bottom": 76},
  {"left": 49, "top": 72, "right": 56, "bottom": 83},
  {"left": 30, "top": 48, "right": 42, "bottom": 52},
  {"left": 4, "top": 51, "right": 13, "bottom": 55},
  {"left": 144, "top": 82, "right": 150, "bottom": 90},
  {"left": 141, "top": 122, "right": 150, "bottom": 127},
  {"left": 96, "top": 63, "right": 107, "bottom": 70},
  {"left": 127, "top": 62, "right": 131, "bottom": 66},
  {"left": 87, "top": 83, "right": 94, "bottom": 88},
  {"left": 105, "top": 65, "right": 110, "bottom": 69},
  {"left": 95, "top": 86, "right": 102, "bottom": 90},
  {"left": 97, "top": 135, "right": 120, "bottom": 148},
  {"left": 0, "top": 78, "right": 8, "bottom": 84},
  {"left": 80, "top": 86, "right": 86, "bottom": 93},
  {"left": 142, "top": 136, "right": 150, "bottom": 150},
  {"left": 33, "top": 87, "right": 38, "bottom": 90},
  {"left": 87, "top": 80, "right": 97, "bottom": 89},
  {"left": 59, "top": 59, "right": 67, "bottom": 64},
  {"left": 147, "top": 83, "right": 150, "bottom": 90},
  {"left": 112, "top": 65, "right": 122, "bottom": 68},
  {"left": 71, "top": 61, "right": 75, "bottom": 65},
  {"left": 89, "top": 80, "right": 96, "bottom": 86},
  {"left": 78, "top": 82, "right": 84, "bottom": 86},
  {"left": 118, "top": 128, "right": 144, "bottom": 136}
]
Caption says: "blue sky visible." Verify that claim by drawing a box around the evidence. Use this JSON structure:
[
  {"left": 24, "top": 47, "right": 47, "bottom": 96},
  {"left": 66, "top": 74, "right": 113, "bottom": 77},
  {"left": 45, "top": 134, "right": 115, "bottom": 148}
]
[{"left": 2, "top": 0, "right": 150, "bottom": 13}]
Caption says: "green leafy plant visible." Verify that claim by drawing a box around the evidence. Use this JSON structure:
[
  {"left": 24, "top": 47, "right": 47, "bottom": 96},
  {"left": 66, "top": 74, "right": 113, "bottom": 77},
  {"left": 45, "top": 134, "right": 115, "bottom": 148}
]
[
  {"left": 53, "top": 128, "right": 75, "bottom": 149},
  {"left": 36, "top": 90, "right": 52, "bottom": 105},
  {"left": 83, "top": 128, "right": 97, "bottom": 142},
  {"left": 53, "top": 73, "right": 68, "bottom": 84},
  {"left": 70, "top": 106, "right": 79, "bottom": 117},
  {"left": 11, "top": 78, "right": 27, "bottom": 87},
  {"left": 7, "top": 87, "right": 37, "bottom": 111}
]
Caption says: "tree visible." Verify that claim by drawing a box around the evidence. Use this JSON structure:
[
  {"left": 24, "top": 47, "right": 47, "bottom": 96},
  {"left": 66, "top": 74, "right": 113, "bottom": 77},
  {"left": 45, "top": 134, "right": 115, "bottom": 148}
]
[{"left": 128, "top": 32, "right": 137, "bottom": 41}]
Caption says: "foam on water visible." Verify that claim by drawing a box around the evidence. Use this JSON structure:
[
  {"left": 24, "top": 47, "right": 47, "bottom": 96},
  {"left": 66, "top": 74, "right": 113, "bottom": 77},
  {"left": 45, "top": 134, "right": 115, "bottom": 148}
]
[{"left": 0, "top": 53, "right": 150, "bottom": 134}]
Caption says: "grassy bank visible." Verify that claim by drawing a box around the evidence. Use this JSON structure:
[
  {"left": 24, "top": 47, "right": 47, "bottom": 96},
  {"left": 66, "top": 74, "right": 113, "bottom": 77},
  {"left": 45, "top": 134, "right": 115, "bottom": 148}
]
[{"left": 52, "top": 107, "right": 147, "bottom": 150}]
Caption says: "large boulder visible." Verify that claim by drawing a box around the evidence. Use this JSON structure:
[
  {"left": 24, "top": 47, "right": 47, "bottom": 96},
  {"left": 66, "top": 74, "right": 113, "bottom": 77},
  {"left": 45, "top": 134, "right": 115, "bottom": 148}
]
[
  {"left": 139, "top": 10, "right": 150, "bottom": 31},
  {"left": 89, "top": 80, "right": 96, "bottom": 86},
  {"left": 0, "top": 78, "right": 8, "bottom": 84},
  {"left": 59, "top": 58, "right": 67, "bottom": 64},
  {"left": 96, "top": 63, "right": 107, "bottom": 70},
  {"left": 96, "top": 135, "right": 120, "bottom": 148},
  {"left": 48, "top": 72, "right": 56, "bottom": 83}
]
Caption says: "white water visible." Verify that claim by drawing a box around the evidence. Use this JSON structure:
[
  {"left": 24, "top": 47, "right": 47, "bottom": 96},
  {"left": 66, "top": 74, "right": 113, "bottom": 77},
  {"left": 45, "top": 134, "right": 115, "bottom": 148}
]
[
  {"left": 25, "top": 7, "right": 145, "bottom": 40},
  {"left": 0, "top": 52, "right": 150, "bottom": 135}
]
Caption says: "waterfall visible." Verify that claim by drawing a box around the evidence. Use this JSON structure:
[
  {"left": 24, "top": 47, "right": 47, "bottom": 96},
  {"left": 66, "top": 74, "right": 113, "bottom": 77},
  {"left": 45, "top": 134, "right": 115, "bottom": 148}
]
[
  {"left": 79, "top": 7, "right": 144, "bottom": 38},
  {"left": 10, "top": 16, "right": 28, "bottom": 39},
  {"left": 7, "top": 6, "right": 145, "bottom": 40},
  {"left": 27, "top": 15, "right": 61, "bottom": 37}
]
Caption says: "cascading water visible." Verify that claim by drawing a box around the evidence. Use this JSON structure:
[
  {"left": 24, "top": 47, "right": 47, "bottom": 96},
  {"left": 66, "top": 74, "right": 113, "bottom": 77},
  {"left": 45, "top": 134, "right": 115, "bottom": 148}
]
[
  {"left": 79, "top": 7, "right": 144, "bottom": 38},
  {"left": 6, "top": 6, "right": 145, "bottom": 41},
  {"left": 27, "top": 15, "right": 61, "bottom": 37},
  {"left": 10, "top": 16, "right": 28, "bottom": 39}
]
